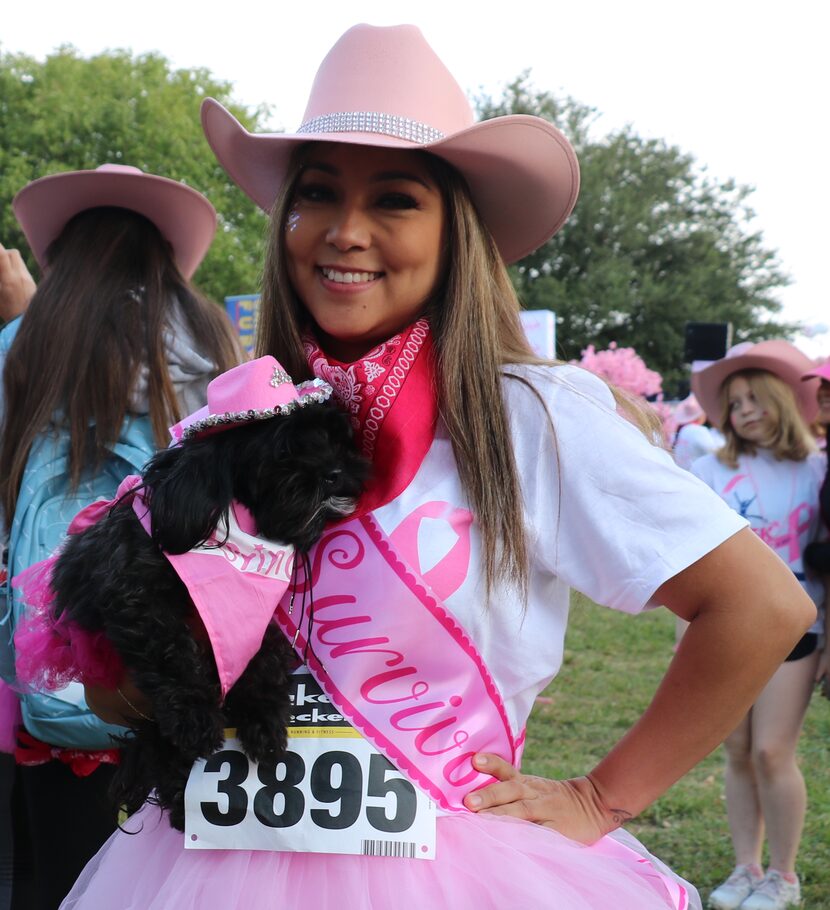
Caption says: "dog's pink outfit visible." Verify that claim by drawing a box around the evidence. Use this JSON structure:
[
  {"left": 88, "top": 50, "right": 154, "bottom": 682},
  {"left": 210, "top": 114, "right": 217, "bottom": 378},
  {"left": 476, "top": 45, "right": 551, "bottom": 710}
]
[
  {"left": 13, "top": 477, "right": 294, "bottom": 700},
  {"left": 38, "top": 320, "right": 756, "bottom": 910},
  {"left": 13, "top": 356, "right": 334, "bottom": 697}
]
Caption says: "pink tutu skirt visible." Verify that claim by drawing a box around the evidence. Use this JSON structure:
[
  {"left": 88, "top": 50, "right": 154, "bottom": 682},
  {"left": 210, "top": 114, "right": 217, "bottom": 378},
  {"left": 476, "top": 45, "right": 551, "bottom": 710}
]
[{"left": 61, "top": 806, "right": 699, "bottom": 909}]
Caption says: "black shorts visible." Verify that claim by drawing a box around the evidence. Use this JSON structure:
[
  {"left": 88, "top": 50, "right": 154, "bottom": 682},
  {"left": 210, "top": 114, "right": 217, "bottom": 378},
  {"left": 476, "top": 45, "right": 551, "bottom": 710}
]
[{"left": 784, "top": 632, "right": 819, "bottom": 662}]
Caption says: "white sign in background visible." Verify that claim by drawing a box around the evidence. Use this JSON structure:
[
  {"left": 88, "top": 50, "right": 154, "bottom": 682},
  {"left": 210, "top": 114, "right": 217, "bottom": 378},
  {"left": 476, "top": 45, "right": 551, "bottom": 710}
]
[{"left": 519, "top": 310, "right": 557, "bottom": 359}]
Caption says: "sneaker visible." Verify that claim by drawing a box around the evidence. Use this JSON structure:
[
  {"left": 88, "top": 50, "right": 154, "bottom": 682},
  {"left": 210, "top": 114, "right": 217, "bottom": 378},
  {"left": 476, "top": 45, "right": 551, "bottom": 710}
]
[
  {"left": 740, "top": 871, "right": 800, "bottom": 909},
  {"left": 708, "top": 865, "right": 764, "bottom": 910}
]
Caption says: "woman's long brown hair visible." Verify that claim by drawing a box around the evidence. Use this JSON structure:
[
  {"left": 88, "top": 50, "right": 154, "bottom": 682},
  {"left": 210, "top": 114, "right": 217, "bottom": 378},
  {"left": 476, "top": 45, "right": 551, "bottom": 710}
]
[
  {"left": 257, "top": 144, "right": 660, "bottom": 598},
  {"left": 1, "top": 206, "right": 240, "bottom": 526}
]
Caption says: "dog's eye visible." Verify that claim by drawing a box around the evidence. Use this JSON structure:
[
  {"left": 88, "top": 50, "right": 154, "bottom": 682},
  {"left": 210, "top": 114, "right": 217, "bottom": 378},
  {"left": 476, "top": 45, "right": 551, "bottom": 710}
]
[{"left": 323, "top": 469, "right": 342, "bottom": 487}]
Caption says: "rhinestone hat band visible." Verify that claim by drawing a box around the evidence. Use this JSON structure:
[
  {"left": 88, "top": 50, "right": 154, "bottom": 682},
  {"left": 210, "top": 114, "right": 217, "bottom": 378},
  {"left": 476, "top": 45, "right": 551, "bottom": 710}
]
[
  {"left": 180, "top": 380, "right": 333, "bottom": 441},
  {"left": 269, "top": 366, "right": 292, "bottom": 388},
  {"left": 298, "top": 112, "right": 445, "bottom": 145}
]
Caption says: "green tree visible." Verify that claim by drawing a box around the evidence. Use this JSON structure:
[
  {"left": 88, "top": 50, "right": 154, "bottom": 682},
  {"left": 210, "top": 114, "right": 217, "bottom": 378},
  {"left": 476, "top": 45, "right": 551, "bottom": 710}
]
[
  {"left": 0, "top": 47, "right": 269, "bottom": 304},
  {"left": 478, "top": 75, "right": 796, "bottom": 392}
]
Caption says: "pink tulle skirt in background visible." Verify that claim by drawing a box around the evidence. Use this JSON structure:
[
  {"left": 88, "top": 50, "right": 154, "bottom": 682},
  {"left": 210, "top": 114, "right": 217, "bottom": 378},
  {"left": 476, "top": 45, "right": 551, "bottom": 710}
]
[{"left": 61, "top": 806, "right": 699, "bottom": 910}]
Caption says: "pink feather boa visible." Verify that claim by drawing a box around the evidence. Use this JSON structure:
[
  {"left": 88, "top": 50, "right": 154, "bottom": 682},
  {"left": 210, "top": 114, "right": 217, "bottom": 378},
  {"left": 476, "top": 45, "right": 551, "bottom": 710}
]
[{"left": 13, "top": 497, "right": 127, "bottom": 692}]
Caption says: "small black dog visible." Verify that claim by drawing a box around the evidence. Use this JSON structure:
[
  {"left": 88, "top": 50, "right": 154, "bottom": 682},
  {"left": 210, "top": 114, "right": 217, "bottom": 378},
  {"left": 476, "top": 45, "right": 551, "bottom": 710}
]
[{"left": 48, "top": 390, "right": 368, "bottom": 831}]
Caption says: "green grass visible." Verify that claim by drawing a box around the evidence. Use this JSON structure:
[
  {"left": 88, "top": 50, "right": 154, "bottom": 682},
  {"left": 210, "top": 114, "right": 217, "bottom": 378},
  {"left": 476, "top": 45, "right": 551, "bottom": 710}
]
[{"left": 522, "top": 593, "right": 830, "bottom": 909}]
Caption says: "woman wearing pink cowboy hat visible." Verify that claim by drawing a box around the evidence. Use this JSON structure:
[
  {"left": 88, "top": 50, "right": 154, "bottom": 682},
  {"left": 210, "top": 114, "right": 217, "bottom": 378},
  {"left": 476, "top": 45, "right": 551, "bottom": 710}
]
[
  {"left": 672, "top": 392, "right": 724, "bottom": 471},
  {"left": 801, "top": 359, "right": 830, "bottom": 698},
  {"left": 66, "top": 25, "right": 814, "bottom": 910},
  {"left": 690, "top": 341, "right": 825, "bottom": 910},
  {"left": 0, "top": 163, "right": 241, "bottom": 910}
]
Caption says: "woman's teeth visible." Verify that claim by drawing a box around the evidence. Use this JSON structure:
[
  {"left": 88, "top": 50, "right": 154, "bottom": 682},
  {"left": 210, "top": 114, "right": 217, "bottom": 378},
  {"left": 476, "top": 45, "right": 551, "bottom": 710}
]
[{"left": 321, "top": 268, "right": 380, "bottom": 284}]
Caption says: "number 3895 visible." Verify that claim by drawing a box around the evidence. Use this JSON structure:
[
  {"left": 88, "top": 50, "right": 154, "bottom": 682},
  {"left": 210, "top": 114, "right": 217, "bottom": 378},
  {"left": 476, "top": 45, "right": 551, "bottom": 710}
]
[{"left": 200, "top": 749, "right": 419, "bottom": 833}]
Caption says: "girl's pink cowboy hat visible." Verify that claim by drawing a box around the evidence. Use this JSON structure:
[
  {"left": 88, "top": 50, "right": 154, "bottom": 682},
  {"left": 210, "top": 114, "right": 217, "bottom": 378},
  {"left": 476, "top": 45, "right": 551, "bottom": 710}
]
[
  {"left": 691, "top": 340, "right": 820, "bottom": 427},
  {"left": 12, "top": 164, "right": 216, "bottom": 279},
  {"left": 201, "top": 23, "right": 580, "bottom": 265}
]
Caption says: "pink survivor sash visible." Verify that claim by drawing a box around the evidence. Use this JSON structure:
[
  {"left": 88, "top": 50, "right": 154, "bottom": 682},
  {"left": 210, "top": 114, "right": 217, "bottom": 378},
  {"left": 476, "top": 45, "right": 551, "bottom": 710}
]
[{"left": 273, "top": 514, "right": 520, "bottom": 813}]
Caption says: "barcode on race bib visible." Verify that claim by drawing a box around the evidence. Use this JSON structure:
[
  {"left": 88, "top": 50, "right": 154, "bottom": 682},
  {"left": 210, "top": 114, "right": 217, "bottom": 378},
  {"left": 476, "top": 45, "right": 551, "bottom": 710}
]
[{"left": 361, "top": 839, "right": 417, "bottom": 858}]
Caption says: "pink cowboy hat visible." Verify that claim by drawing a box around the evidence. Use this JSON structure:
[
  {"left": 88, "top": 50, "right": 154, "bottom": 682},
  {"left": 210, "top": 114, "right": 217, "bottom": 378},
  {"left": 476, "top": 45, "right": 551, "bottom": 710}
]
[
  {"left": 802, "top": 360, "right": 830, "bottom": 382},
  {"left": 171, "top": 355, "right": 333, "bottom": 441},
  {"left": 691, "top": 340, "right": 820, "bottom": 428},
  {"left": 201, "top": 23, "right": 580, "bottom": 265},
  {"left": 12, "top": 164, "right": 217, "bottom": 279}
]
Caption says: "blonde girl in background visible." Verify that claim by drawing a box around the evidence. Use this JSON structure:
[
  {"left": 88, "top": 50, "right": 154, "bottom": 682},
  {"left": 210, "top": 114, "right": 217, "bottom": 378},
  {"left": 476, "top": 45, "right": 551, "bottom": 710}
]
[{"left": 691, "top": 341, "right": 825, "bottom": 910}]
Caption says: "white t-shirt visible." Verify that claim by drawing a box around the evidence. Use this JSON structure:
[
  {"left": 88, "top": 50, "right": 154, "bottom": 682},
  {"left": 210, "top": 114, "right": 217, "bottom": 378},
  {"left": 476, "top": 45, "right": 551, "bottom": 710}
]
[
  {"left": 692, "top": 448, "right": 825, "bottom": 634},
  {"left": 673, "top": 423, "right": 724, "bottom": 471},
  {"left": 372, "top": 364, "right": 746, "bottom": 733}
]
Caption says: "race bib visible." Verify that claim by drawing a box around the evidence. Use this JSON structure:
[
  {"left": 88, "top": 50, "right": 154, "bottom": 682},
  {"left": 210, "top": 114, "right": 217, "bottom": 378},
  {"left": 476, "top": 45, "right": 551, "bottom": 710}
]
[{"left": 184, "top": 671, "right": 436, "bottom": 858}]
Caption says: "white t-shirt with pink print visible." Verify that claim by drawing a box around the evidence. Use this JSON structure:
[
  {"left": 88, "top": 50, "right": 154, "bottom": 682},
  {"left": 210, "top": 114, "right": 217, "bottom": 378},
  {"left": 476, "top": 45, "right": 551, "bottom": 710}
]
[
  {"left": 692, "top": 447, "right": 825, "bottom": 634},
  {"left": 370, "top": 363, "right": 747, "bottom": 735}
]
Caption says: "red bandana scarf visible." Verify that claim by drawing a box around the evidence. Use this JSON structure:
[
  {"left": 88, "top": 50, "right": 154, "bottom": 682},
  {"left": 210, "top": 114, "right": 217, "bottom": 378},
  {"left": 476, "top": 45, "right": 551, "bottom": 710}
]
[{"left": 303, "top": 319, "right": 438, "bottom": 516}]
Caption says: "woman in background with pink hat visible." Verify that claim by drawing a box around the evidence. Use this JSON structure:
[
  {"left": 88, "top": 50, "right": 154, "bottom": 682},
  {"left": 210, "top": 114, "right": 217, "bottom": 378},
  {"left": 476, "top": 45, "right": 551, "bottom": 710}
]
[
  {"left": 801, "top": 358, "right": 830, "bottom": 555},
  {"left": 801, "top": 359, "right": 830, "bottom": 699},
  {"left": 62, "top": 25, "right": 814, "bottom": 910},
  {"left": 0, "top": 164, "right": 241, "bottom": 910},
  {"left": 672, "top": 392, "right": 724, "bottom": 472},
  {"left": 690, "top": 341, "right": 825, "bottom": 910}
]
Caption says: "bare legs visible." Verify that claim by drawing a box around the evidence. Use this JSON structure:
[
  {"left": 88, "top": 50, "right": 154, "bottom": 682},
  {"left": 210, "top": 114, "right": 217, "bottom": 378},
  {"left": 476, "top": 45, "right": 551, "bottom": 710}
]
[{"left": 721, "top": 651, "right": 818, "bottom": 873}]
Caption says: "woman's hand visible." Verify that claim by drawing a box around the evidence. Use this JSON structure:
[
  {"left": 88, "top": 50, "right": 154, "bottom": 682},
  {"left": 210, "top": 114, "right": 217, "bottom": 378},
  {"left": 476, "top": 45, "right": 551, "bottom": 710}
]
[
  {"left": 462, "top": 753, "right": 623, "bottom": 845},
  {"left": 84, "top": 676, "right": 154, "bottom": 726},
  {"left": 0, "top": 243, "right": 36, "bottom": 322}
]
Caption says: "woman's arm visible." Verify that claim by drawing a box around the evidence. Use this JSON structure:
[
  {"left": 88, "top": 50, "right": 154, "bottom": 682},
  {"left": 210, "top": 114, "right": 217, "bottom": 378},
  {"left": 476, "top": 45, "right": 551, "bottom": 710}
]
[{"left": 464, "top": 527, "right": 816, "bottom": 843}]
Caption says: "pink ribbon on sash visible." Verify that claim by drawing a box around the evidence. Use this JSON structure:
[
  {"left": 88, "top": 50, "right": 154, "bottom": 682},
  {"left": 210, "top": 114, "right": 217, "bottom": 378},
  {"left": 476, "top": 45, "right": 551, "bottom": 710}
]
[{"left": 274, "top": 514, "right": 518, "bottom": 813}]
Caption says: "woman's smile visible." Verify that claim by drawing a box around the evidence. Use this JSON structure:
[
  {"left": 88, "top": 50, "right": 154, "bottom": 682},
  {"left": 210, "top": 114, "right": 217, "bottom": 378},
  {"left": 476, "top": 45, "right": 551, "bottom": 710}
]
[{"left": 318, "top": 266, "right": 383, "bottom": 286}]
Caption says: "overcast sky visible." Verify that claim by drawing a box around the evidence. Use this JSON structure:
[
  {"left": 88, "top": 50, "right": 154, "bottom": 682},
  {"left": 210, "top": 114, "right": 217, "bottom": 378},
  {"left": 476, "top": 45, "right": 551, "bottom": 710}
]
[{"left": 3, "top": 0, "right": 827, "bottom": 355}]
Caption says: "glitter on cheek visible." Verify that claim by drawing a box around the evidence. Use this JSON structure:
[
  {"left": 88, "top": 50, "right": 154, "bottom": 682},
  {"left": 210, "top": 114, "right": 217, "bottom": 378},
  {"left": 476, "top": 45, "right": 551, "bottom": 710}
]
[{"left": 286, "top": 210, "right": 301, "bottom": 232}]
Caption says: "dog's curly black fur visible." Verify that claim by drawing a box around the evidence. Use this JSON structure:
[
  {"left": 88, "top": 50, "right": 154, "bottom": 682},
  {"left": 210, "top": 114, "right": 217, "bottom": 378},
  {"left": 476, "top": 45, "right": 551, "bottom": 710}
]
[{"left": 49, "top": 400, "right": 369, "bottom": 830}]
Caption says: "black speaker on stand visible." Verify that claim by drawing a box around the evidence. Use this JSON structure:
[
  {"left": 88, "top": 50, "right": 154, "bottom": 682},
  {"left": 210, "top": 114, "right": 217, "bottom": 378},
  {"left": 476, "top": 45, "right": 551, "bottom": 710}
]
[{"left": 683, "top": 322, "right": 732, "bottom": 363}]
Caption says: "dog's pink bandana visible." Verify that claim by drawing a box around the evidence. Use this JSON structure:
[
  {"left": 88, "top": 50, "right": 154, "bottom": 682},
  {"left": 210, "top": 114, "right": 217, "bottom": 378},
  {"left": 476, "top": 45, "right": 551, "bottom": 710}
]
[{"left": 121, "top": 476, "right": 293, "bottom": 696}]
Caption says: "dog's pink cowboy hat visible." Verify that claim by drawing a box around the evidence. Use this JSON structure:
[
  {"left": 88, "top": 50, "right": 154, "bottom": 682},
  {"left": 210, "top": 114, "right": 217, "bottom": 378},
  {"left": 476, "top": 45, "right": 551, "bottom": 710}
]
[
  {"left": 692, "top": 340, "right": 820, "bottom": 427},
  {"left": 201, "top": 23, "right": 580, "bottom": 264},
  {"left": 12, "top": 164, "right": 216, "bottom": 279},
  {"left": 170, "top": 355, "right": 333, "bottom": 442}
]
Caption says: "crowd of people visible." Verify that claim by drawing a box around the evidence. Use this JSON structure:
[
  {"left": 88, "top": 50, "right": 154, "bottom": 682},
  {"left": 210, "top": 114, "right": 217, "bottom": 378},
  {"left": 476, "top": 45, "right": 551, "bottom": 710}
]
[{"left": 0, "top": 22, "right": 826, "bottom": 910}]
